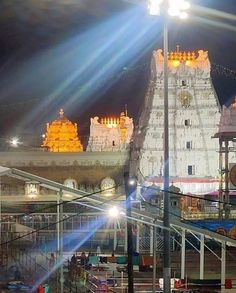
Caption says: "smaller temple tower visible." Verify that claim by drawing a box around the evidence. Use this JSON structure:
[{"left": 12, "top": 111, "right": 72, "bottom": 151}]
[
  {"left": 42, "top": 109, "right": 83, "bottom": 152},
  {"left": 86, "top": 111, "right": 133, "bottom": 151}
]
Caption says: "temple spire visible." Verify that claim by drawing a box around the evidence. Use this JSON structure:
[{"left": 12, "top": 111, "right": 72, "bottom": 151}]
[
  {"left": 42, "top": 109, "right": 83, "bottom": 152},
  {"left": 59, "top": 108, "right": 64, "bottom": 117}
]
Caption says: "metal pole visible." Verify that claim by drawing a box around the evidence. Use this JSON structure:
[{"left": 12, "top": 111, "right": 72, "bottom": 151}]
[
  {"left": 219, "top": 138, "right": 223, "bottom": 219},
  {"left": 150, "top": 225, "right": 154, "bottom": 255},
  {"left": 136, "top": 224, "right": 140, "bottom": 253},
  {"left": 153, "top": 222, "right": 157, "bottom": 293},
  {"left": 57, "top": 198, "right": 60, "bottom": 252},
  {"left": 181, "top": 229, "right": 185, "bottom": 280},
  {"left": 124, "top": 223, "right": 128, "bottom": 253},
  {"left": 113, "top": 221, "right": 117, "bottom": 252},
  {"left": 127, "top": 197, "right": 134, "bottom": 293},
  {"left": 0, "top": 182, "right": 1, "bottom": 246},
  {"left": 59, "top": 189, "right": 63, "bottom": 293},
  {"left": 225, "top": 140, "right": 229, "bottom": 219},
  {"left": 124, "top": 172, "right": 134, "bottom": 293},
  {"left": 163, "top": 14, "right": 171, "bottom": 293},
  {"left": 200, "top": 234, "right": 204, "bottom": 279},
  {"left": 221, "top": 241, "right": 226, "bottom": 293}
]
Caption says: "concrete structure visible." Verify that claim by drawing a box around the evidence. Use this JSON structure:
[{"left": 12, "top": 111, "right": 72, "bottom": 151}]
[
  {"left": 0, "top": 151, "right": 128, "bottom": 194},
  {"left": 131, "top": 48, "right": 221, "bottom": 193}
]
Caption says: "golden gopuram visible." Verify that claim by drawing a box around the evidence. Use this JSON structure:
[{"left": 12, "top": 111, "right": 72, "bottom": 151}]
[{"left": 42, "top": 109, "right": 83, "bottom": 152}]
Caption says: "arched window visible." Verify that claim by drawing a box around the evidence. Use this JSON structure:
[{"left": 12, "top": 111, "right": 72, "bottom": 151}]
[{"left": 64, "top": 179, "right": 78, "bottom": 189}]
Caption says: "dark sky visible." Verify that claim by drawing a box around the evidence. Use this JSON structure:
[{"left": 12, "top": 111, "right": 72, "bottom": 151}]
[{"left": 0, "top": 0, "right": 236, "bottom": 146}]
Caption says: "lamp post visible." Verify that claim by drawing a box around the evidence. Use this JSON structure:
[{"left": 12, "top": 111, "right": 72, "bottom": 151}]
[
  {"left": 148, "top": 1, "right": 190, "bottom": 293},
  {"left": 124, "top": 172, "right": 137, "bottom": 293},
  {"left": 108, "top": 206, "right": 119, "bottom": 252}
]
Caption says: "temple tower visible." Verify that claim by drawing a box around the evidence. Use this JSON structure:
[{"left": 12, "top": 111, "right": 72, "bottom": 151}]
[
  {"left": 42, "top": 109, "right": 83, "bottom": 152},
  {"left": 131, "top": 48, "right": 221, "bottom": 191},
  {"left": 86, "top": 111, "right": 133, "bottom": 151}
]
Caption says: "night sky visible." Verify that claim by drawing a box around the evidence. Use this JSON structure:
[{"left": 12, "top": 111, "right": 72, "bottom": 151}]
[{"left": 0, "top": 0, "right": 236, "bottom": 146}]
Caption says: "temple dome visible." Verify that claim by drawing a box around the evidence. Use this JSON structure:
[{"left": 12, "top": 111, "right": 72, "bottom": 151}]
[{"left": 42, "top": 109, "right": 83, "bottom": 152}]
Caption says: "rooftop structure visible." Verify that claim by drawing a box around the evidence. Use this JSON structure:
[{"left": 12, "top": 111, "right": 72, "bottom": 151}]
[
  {"left": 86, "top": 111, "right": 133, "bottom": 151},
  {"left": 218, "top": 98, "right": 236, "bottom": 134}
]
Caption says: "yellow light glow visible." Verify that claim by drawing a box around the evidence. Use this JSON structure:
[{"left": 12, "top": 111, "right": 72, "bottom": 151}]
[
  {"left": 42, "top": 109, "right": 83, "bottom": 152},
  {"left": 185, "top": 60, "right": 192, "bottom": 66},
  {"left": 172, "top": 60, "right": 180, "bottom": 67},
  {"left": 107, "top": 123, "right": 117, "bottom": 128}
]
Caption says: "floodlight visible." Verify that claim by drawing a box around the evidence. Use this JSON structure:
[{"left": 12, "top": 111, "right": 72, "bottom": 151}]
[{"left": 108, "top": 206, "right": 119, "bottom": 218}]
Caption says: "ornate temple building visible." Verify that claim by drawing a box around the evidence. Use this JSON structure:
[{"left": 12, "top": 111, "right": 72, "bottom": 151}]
[
  {"left": 42, "top": 109, "right": 83, "bottom": 152},
  {"left": 2, "top": 47, "right": 236, "bottom": 263},
  {"left": 86, "top": 111, "right": 133, "bottom": 151},
  {"left": 131, "top": 48, "right": 221, "bottom": 194}
]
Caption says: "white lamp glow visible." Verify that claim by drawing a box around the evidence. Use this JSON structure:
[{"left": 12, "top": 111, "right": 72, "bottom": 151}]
[
  {"left": 108, "top": 206, "right": 120, "bottom": 218},
  {"left": 179, "top": 11, "right": 188, "bottom": 19},
  {"left": 148, "top": 0, "right": 163, "bottom": 15},
  {"left": 10, "top": 137, "right": 20, "bottom": 147},
  {"left": 25, "top": 181, "right": 39, "bottom": 199}
]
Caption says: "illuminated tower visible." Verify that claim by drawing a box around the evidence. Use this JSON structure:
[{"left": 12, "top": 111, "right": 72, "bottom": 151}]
[
  {"left": 131, "top": 48, "right": 221, "bottom": 193},
  {"left": 42, "top": 109, "right": 83, "bottom": 152},
  {"left": 87, "top": 111, "right": 133, "bottom": 151}
]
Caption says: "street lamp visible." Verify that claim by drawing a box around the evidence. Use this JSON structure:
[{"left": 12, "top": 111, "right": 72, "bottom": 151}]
[
  {"left": 124, "top": 172, "right": 137, "bottom": 293},
  {"left": 108, "top": 206, "right": 120, "bottom": 218},
  {"left": 148, "top": 1, "right": 190, "bottom": 293},
  {"left": 9, "top": 137, "right": 20, "bottom": 148}
]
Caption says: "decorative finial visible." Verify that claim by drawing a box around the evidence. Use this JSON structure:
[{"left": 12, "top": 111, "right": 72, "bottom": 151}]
[
  {"left": 125, "top": 104, "right": 128, "bottom": 116},
  {"left": 232, "top": 97, "right": 236, "bottom": 108},
  {"left": 176, "top": 45, "right": 180, "bottom": 52},
  {"left": 59, "top": 109, "right": 64, "bottom": 116}
]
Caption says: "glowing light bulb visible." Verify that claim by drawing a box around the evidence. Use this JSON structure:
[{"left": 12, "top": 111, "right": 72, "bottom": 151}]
[
  {"left": 148, "top": 0, "right": 163, "bottom": 15},
  {"left": 108, "top": 206, "right": 119, "bottom": 218},
  {"left": 179, "top": 11, "right": 188, "bottom": 19},
  {"left": 10, "top": 137, "right": 20, "bottom": 147}
]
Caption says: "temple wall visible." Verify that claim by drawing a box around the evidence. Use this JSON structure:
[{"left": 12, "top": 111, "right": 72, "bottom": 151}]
[
  {"left": 0, "top": 151, "right": 129, "bottom": 190},
  {"left": 0, "top": 151, "right": 128, "bottom": 167}
]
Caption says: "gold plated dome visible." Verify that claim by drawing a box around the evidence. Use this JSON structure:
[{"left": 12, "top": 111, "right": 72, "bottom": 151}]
[{"left": 42, "top": 109, "right": 83, "bottom": 152}]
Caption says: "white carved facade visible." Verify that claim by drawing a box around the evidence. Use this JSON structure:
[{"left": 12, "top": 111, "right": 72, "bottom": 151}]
[
  {"left": 86, "top": 112, "right": 133, "bottom": 152},
  {"left": 132, "top": 48, "right": 221, "bottom": 186},
  {"left": 218, "top": 100, "right": 236, "bottom": 133}
]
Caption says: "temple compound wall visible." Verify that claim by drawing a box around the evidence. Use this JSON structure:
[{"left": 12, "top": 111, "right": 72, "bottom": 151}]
[{"left": 0, "top": 151, "right": 129, "bottom": 195}]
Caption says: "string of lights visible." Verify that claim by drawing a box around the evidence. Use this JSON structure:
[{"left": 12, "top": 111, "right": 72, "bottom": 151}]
[{"left": 211, "top": 63, "right": 236, "bottom": 80}]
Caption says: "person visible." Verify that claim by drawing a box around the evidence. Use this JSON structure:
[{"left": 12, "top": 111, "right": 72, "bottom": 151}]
[
  {"left": 96, "top": 246, "right": 101, "bottom": 256},
  {"left": 80, "top": 252, "right": 87, "bottom": 266},
  {"left": 71, "top": 254, "right": 76, "bottom": 266},
  {"left": 49, "top": 253, "right": 55, "bottom": 269},
  {"left": 14, "top": 267, "right": 21, "bottom": 280}
]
